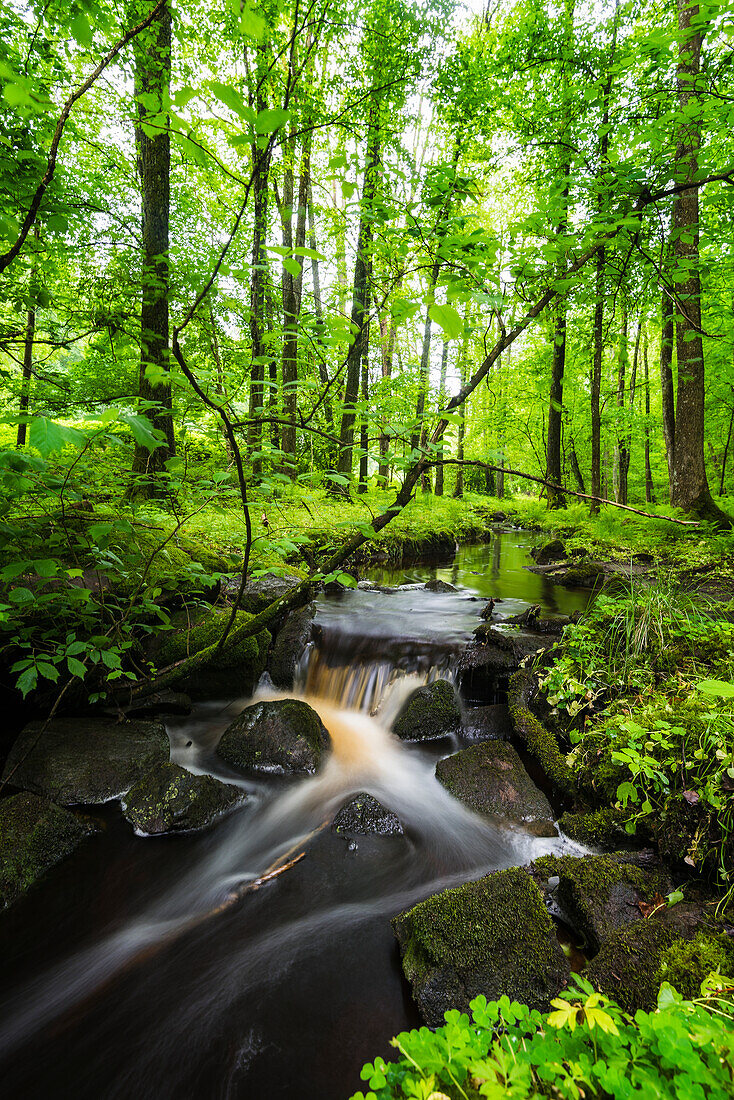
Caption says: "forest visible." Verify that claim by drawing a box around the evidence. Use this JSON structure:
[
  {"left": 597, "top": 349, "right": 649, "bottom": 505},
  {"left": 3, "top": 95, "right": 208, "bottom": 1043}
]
[{"left": 1, "top": 0, "right": 734, "bottom": 1097}]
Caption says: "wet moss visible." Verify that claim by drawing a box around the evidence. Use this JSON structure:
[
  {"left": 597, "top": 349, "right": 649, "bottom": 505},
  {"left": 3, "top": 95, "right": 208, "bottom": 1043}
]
[
  {"left": 155, "top": 608, "right": 270, "bottom": 696},
  {"left": 558, "top": 808, "right": 633, "bottom": 850},
  {"left": 393, "top": 867, "right": 570, "bottom": 1026},
  {"left": 0, "top": 792, "right": 98, "bottom": 909},
  {"left": 122, "top": 761, "right": 245, "bottom": 835},
  {"left": 658, "top": 931, "right": 734, "bottom": 999},
  {"left": 587, "top": 920, "right": 682, "bottom": 1012},
  {"left": 217, "top": 699, "right": 330, "bottom": 775},
  {"left": 507, "top": 670, "right": 573, "bottom": 793},
  {"left": 393, "top": 679, "right": 461, "bottom": 742}
]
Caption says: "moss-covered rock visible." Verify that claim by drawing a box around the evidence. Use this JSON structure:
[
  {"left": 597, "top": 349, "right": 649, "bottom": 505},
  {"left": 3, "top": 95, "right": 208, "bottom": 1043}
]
[
  {"left": 2, "top": 718, "right": 170, "bottom": 805},
  {"left": 424, "top": 579, "right": 457, "bottom": 593},
  {"left": 155, "top": 608, "right": 270, "bottom": 698},
  {"left": 220, "top": 571, "right": 303, "bottom": 614},
  {"left": 461, "top": 704, "right": 511, "bottom": 741},
  {"left": 436, "top": 741, "right": 556, "bottom": 836},
  {"left": 531, "top": 539, "right": 567, "bottom": 565},
  {"left": 658, "top": 930, "right": 734, "bottom": 999},
  {"left": 269, "top": 603, "right": 316, "bottom": 689},
  {"left": 393, "top": 867, "right": 570, "bottom": 1026},
  {"left": 532, "top": 853, "right": 669, "bottom": 953},
  {"left": 216, "top": 698, "right": 330, "bottom": 775},
  {"left": 121, "top": 761, "right": 245, "bottom": 835},
  {"left": 508, "top": 670, "right": 573, "bottom": 794},
  {"left": 587, "top": 920, "right": 683, "bottom": 1013},
  {"left": 0, "top": 792, "right": 99, "bottom": 909},
  {"left": 393, "top": 680, "right": 461, "bottom": 742},
  {"left": 332, "top": 792, "right": 403, "bottom": 837},
  {"left": 558, "top": 808, "right": 634, "bottom": 850}
]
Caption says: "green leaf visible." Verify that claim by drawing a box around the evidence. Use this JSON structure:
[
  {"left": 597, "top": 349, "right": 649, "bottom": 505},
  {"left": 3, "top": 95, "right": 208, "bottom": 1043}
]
[
  {"left": 70, "top": 12, "right": 93, "bottom": 46},
  {"left": 696, "top": 679, "right": 734, "bottom": 698},
  {"left": 29, "top": 417, "right": 85, "bottom": 458},
  {"left": 67, "top": 657, "right": 87, "bottom": 678},
  {"left": 254, "top": 108, "right": 291, "bottom": 134},
  {"left": 16, "top": 666, "right": 38, "bottom": 698},
  {"left": 208, "top": 80, "right": 250, "bottom": 119},
  {"left": 428, "top": 303, "right": 462, "bottom": 340},
  {"left": 8, "top": 587, "right": 34, "bottom": 604},
  {"left": 120, "top": 413, "right": 166, "bottom": 452},
  {"left": 282, "top": 256, "right": 301, "bottom": 277}
]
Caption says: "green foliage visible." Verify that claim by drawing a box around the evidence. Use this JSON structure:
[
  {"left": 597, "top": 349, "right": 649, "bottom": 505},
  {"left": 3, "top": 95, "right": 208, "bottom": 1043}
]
[{"left": 351, "top": 977, "right": 734, "bottom": 1100}]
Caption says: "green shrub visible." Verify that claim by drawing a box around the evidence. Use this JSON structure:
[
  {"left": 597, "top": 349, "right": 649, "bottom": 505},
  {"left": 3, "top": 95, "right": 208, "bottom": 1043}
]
[{"left": 351, "top": 975, "right": 734, "bottom": 1100}]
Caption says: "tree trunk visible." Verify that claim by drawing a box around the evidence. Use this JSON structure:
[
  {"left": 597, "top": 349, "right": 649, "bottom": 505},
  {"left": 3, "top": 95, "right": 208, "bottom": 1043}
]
[
  {"left": 131, "top": 0, "right": 175, "bottom": 489},
  {"left": 308, "top": 187, "right": 333, "bottom": 432},
  {"left": 569, "top": 438, "right": 586, "bottom": 493},
  {"left": 669, "top": 0, "right": 730, "bottom": 525},
  {"left": 16, "top": 298, "right": 35, "bottom": 448},
  {"left": 280, "top": 130, "right": 311, "bottom": 470},
  {"left": 336, "top": 102, "right": 379, "bottom": 486},
  {"left": 643, "top": 334, "right": 656, "bottom": 503},
  {"left": 660, "top": 288, "right": 675, "bottom": 491},
  {"left": 358, "top": 314, "right": 370, "bottom": 492},
  {"left": 377, "top": 308, "right": 396, "bottom": 486},
  {"left": 614, "top": 298, "right": 628, "bottom": 504},
  {"left": 435, "top": 340, "right": 449, "bottom": 496}
]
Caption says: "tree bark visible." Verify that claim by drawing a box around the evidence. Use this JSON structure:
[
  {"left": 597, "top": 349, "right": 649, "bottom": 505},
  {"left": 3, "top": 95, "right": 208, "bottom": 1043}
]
[
  {"left": 660, "top": 288, "right": 675, "bottom": 492},
  {"left": 669, "top": 0, "right": 730, "bottom": 526},
  {"left": 643, "top": 333, "right": 656, "bottom": 503},
  {"left": 131, "top": 0, "right": 175, "bottom": 489},
  {"left": 16, "top": 285, "right": 36, "bottom": 448},
  {"left": 435, "top": 340, "right": 449, "bottom": 496},
  {"left": 614, "top": 297, "right": 629, "bottom": 504}
]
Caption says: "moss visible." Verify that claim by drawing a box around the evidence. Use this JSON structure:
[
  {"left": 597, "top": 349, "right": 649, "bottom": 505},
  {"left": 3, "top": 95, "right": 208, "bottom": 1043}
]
[
  {"left": 507, "top": 670, "right": 573, "bottom": 793},
  {"left": 393, "top": 679, "right": 461, "bottom": 742},
  {"left": 587, "top": 920, "right": 682, "bottom": 1013},
  {"left": 658, "top": 931, "right": 734, "bottom": 999},
  {"left": 558, "top": 808, "right": 633, "bottom": 850},
  {"left": 393, "top": 867, "right": 569, "bottom": 1025},
  {"left": 122, "top": 761, "right": 244, "bottom": 835},
  {"left": 0, "top": 792, "right": 98, "bottom": 909},
  {"left": 155, "top": 607, "right": 270, "bottom": 697},
  {"left": 216, "top": 699, "right": 330, "bottom": 775}
]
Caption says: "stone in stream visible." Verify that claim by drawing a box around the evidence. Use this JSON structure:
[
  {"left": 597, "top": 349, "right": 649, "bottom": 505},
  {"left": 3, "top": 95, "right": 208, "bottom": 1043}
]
[
  {"left": 424, "top": 579, "right": 457, "bottom": 593},
  {"left": 1, "top": 718, "right": 170, "bottom": 805},
  {"left": 332, "top": 792, "right": 403, "bottom": 837},
  {"left": 530, "top": 539, "right": 567, "bottom": 565},
  {"left": 0, "top": 792, "right": 99, "bottom": 910},
  {"left": 216, "top": 698, "right": 330, "bottom": 775},
  {"left": 153, "top": 608, "right": 270, "bottom": 698},
  {"left": 393, "top": 866, "right": 570, "bottom": 1026},
  {"left": 435, "top": 741, "right": 557, "bottom": 837},
  {"left": 269, "top": 603, "right": 317, "bottom": 689},
  {"left": 392, "top": 679, "right": 461, "bottom": 742},
  {"left": 461, "top": 704, "right": 511, "bottom": 741},
  {"left": 220, "top": 571, "right": 303, "bottom": 614},
  {"left": 122, "top": 761, "right": 246, "bottom": 835}
]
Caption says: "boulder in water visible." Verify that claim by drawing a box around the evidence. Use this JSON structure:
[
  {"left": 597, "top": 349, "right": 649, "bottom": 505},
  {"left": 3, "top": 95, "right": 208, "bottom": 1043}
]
[
  {"left": 2, "top": 717, "right": 170, "bottom": 805},
  {"left": 393, "top": 866, "right": 570, "bottom": 1026},
  {"left": 424, "top": 579, "right": 457, "bottom": 593},
  {"left": 0, "top": 792, "right": 99, "bottom": 909},
  {"left": 332, "top": 792, "right": 403, "bottom": 837},
  {"left": 531, "top": 539, "right": 567, "bottom": 565},
  {"left": 461, "top": 704, "right": 510, "bottom": 741},
  {"left": 436, "top": 741, "right": 556, "bottom": 836},
  {"left": 153, "top": 607, "right": 270, "bottom": 698},
  {"left": 269, "top": 603, "right": 316, "bottom": 689},
  {"left": 122, "top": 761, "right": 245, "bottom": 835},
  {"left": 221, "top": 571, "right": 302, "bottom": 614},
  {"left": 217, "top": 698, "right": 330, "bottom": 775},
  {"left": 392, "top": 679, "right": 461, "bottom": 742}
]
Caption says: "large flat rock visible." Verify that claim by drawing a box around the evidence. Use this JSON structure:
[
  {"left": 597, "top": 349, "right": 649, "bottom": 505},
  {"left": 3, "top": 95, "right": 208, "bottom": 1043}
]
[{"left": 2, "top": 717, "right": 170, "bottom": 805}]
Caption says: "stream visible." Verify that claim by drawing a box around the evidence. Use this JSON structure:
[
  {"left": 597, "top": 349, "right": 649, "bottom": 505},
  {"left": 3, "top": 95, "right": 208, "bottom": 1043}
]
[{"left": 0, "top": 533, "right": 589, "bottom": 1100}]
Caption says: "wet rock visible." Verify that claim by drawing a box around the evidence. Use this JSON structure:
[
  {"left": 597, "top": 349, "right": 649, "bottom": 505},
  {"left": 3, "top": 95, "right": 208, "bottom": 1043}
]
[
  {"left": 460, "top": 626, "right": 545, "bottom": 677},
  {"left": 558, "top": 808, "right": 634, "bottom": 850},
  {"left": 490, "top": 511, "right": 508, "bottom": 522},
  {"left": 153, "top": 608, "right": 270, "bottom": 698},
  {"left": 557, "top": 561, "right": 609, "bottom": 588},
  {"left": 508, "top": 670, "right": 573, "bottom": 793},
  {"left": 461, "top": 703, "right": 510, "bottom": 741},
  {"left": 436, "top": 741, "right": 556, "bottom": 836},
  {"left": 269, "top": 603, "right": 316, "bottom": 689},
  {"left": 118, "top": 691, "right": 192, "bottom": 718},
  {"left": 392, "top": 680, "right": 461, "bottom": 742},
  {"left": 424, "top": 579, "right": 457, "bottom": 593},
  {"left": 530, "top": 852, "right": 670, "bottom": 953},
  {"left": 479, "top": 598, "right": 496, "bottom": 620},
  {"left": 586, "top": 920, "right": 683, "bottom": 1012},
  {"left": 0, "top": 792, "right": 99, "bottom": 909},
  {"left": 393, "top": 867, "right": 570, "bottom": 1026},
  {"left": 122, "top": 761, "right": 245, "bottom": 835},
  {"left": 220, "top": 571, "right": 302, "bottom": 614},
  {"left": 531, "top": 539, "right": 566, "bottom": 565},
  {"left": 217, "top": 699, "right": 330, "bottom": 775},
  {"left": 2, "top": 718, "right": 170, "bottom": 805},
  {"left": 332, "top": 792, "right": 403, "bottom": 837}
]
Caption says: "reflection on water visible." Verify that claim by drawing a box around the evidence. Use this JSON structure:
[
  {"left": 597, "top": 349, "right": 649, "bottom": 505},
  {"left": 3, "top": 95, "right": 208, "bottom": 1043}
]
[{"left": 0, "top": 533, "right": 589, "bottom": 1100}]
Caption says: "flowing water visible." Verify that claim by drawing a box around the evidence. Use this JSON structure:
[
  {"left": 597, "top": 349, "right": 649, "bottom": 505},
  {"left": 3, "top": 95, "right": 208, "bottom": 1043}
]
[{"left": 0, "top": 534, "right": 589, "bottom": 1100}]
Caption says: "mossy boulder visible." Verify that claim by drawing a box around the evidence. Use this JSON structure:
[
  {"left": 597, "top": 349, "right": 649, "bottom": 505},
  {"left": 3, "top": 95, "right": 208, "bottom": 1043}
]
[
  {"left": 332, "top": 792, "right": 403, "bottom": 837},
  {"left": 393, "top": 867, "right": 570, "bottom": 1026},
  {"left": 269, "top": 603, "right": 316, "bottom": 689},
  {"left": 508, "top": 670, "right": 573, "bottom": 794},
  {"left": 121, "top": 762, "right": 245, "bottom": 835},
  {"left": 532, "top": 853, "right": 669, "bottom": 953},
  {"left": 424, "top": 579, "right": 457, "bottom": 593},
  {"left": 461, "top": 703, "right": 511, "bottom": 741},
  {"left": 558, "top": 562, "right": 608, "bottom": 588},
  {"left": 155, "top": 608, "right": 270, "bottom": 698},
  {"left": 658, "top": 931, "right": 734, "bottom": 999},
  {"left": 393, "top": 680, "right": 461, "bottom": 742},
  {"left": 221, "top": 571, "right": 303, "bottom": 614},
  {"left": 587, "top": 920, "right": 683, "bottom": 1013},
  {"left": 216, "top": 698, "right": 330, "bottom": 775},
  {"left": 0, "top": 792, "right": 99, "bottom": 909},
  {"left": 2, "top": 718, "right": 170, "bottom": 805},
  {"left": 531, "top": 539, "right": 567, "bottom": 565},
  {"left": 558, "top": 808, "right": 634, "bottom": 850},
  {"left": 436, "top": 742, "right": 556, "bottom": 836}
]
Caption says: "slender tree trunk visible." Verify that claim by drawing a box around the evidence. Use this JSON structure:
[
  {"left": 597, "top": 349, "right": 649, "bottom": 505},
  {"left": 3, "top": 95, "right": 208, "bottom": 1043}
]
[
  {"left": 358, "top": 314, "right": 371, "bottom": 492},
  {"left": 453, "top": 334, "right": 469, "bottom": 499},
  {"left": 336, "top": 102, "right": 379, "bottom": 485},
  {"left": 377, "top": 309, "right": 396, "bottom": 486},
  {"left": 248, "top": 46, "right": 271, "bottom": 478},
  {"left": 570, "top": 438, "right": 586, "bottom": 493},
  {"left": 131, "top": 0, "right": 175, "bottom": 489},
  {"left": 643, "top": 334, "right": 656, "bottom": 503},
  {"left": 660, "top": 288, "right": 676, "bottom": 491},
  {"left": 614, "top": 299, "right": 629, "bottom": 504},
  {"left": 435, "top": 340, "right": 449, "bottom": 496},
  {"left": 16, "top": 298, "right": 36, "bottom": 448},
  {"left": 209, "top": 305, "right": 235, "bottom": 462},
  {"left": 280, "top": 130, "right": 311, "bottom": 470},
  {"left": 308, "top": 187, "right": 333, "bottom": 432},
  {"left": 669, "top": 0, "right": 730, "bottom": 525}
]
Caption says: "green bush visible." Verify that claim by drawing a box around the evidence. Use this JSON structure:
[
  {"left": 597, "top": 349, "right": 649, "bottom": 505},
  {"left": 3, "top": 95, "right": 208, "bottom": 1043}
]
[{"left": 351, "top": 975, "right": 734, "bottom": 1100}]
